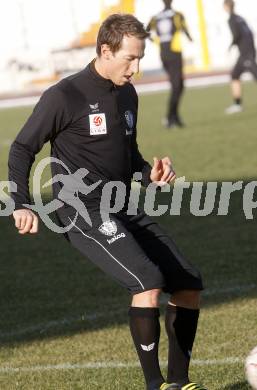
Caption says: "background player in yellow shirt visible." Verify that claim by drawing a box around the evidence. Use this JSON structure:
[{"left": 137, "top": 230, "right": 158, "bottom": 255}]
[{"left": 147, "top": 0, "right": 193, "bottom": 129}]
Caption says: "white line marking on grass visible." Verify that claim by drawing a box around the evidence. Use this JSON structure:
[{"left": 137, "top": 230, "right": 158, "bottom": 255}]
[
  {"left": 135, "top": 75, "right": 231, "bottom": 95},
  {"left": 203, "top": 283, "right": 256, "bottom": 296},
  {"left": 0, "top": 77, "right": 225, "bottom": 109},
  {"left": 0, "top": 357, "right": 244, "bottom": 374},
  {"left": 192, "top": 357, "right": 243, "bottom": 366},
  {"left": 0, "top": 284, "right": 255, "bottom": 340},
  {"left": 0, "top": 309, "right": 125, "bottom": 339}
]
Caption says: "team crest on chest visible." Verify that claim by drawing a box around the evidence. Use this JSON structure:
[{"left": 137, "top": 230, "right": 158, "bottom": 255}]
[
  {"left": 125, "top": 110, "right": 134, "bottom": 129},
  {"left": 125, "top": 110, "right": 134, "bottom": 135}
]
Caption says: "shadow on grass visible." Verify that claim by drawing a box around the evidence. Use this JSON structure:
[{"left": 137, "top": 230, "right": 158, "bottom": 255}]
[
  {"left": 223, "top": 381, "right": 250, "bottom": 389},
  {"left": 0, "top": 182, "right": 257, "bottom": 345}
]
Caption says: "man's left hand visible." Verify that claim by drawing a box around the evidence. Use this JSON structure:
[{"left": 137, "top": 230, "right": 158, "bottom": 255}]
[{"left": 150, "top": 157, "right": 176, "bottom": 186}]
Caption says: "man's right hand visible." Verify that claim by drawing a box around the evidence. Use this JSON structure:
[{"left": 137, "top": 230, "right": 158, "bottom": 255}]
[{"left": 13, "top": 209, "right": 39, "bottom": 234}]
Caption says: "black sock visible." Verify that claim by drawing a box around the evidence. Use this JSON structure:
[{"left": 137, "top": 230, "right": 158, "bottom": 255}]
[
  {"left": 129, "top": 307, "right": 164, "bottom": 390},
  {"left": 165, "top": 305, "right": 199, "bottom": 385},
  {"left": 234, "top": 98, "right": 242, "bottom": 105}
]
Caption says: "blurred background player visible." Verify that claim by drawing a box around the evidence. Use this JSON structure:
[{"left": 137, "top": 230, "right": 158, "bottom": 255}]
[
  {"left": 147, "top": 0, "right": 193, "bottom": 129},
  {"left": 224, "top": 0, "right": 257, "bottom": 114}
]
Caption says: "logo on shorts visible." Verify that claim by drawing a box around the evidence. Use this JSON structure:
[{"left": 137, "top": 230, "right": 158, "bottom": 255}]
[
  {"left": 107, "top": 233, "right": 126, "bottom": 245},
  {"left": 98, "top": 220, "right": 117, "bottom": 236},
  {"left": 244, "top": 59, "right": 252, "bottom": 68}
]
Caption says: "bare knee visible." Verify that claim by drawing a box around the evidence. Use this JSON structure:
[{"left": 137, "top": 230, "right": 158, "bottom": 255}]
[
  {"left": 131, "top": 289, "right": 162, "bottom": 308},
  {"left": 169, "top": 289, "right": 201, "bottom": 309}
]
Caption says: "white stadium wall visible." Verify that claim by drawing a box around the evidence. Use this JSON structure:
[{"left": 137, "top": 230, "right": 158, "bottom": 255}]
[
  {"left": 137, "top": 0, "right": 257, "bottom": 73},
  {"left": 0, "top": 0, "right": 257, "bottom": 93}
]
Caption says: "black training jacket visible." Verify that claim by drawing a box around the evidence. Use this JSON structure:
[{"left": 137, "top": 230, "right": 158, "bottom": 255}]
[
  {"left": 228, "top": 13, "right": 256, "bottom": 57},
  {"left": 8, "top": 61, "right": 152, "bottom": 213}
]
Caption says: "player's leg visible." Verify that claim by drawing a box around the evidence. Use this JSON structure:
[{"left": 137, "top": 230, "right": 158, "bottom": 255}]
[
  {"left": 129, "top": 212, "right": 207, "bottom": 389},
  {"left": 162, "top": 59, "right": 174, "bottom": 128},
  {"left": 248, "top": 57, "right": 257, "bottom": 80},
  {"left": 165, "top": 290, "right": 201, "bottom": 387},
  {"left": 129, "top": 289, "right": 166, "bottom": 390},
  {"left": 57, "top": 211, "right": 167, "bottom": 390},
  {"left": 231, "top": 79, "right": 242, "bottom": 101},
  {"left": 225, "top": 57, "right": 243, "bottom": 114},
  {"left": 168, "top": 55, "right": 184, "bottom": 127},
  {"left": 163, "top": 54, "right": 184, "bottom": 128}
]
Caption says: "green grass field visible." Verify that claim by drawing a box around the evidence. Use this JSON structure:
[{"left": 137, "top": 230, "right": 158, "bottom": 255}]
[{"left": 0, "top": 82, "right": 257, "bottom": 389}]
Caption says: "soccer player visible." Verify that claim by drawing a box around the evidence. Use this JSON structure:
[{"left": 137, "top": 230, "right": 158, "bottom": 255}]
[
  {"left": 147, "top": 0, "right": 193, "bottom": 129},
  {"left": 8, "top": 14, "right": 207, "bottom": 390},
  {"left": 224, "top": 0, "right": 257, "bottom": 114}
]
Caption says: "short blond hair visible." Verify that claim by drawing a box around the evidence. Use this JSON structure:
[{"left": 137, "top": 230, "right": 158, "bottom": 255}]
[{"left": 96, "top": 14, "right": 149, "bottom": 56}]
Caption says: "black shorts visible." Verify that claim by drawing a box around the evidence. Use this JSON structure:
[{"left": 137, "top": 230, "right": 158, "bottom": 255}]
[
  {"left": 232, "top": 54, "right": 257, "bottom": 80},
  {"left": 58, "top": 210, "right": 203, "bottom": 295}
]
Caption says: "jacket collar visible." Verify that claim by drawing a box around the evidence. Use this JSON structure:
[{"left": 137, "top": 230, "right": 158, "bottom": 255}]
[{"left": 87, "top": 59, "right": 115, "bottom": 91}]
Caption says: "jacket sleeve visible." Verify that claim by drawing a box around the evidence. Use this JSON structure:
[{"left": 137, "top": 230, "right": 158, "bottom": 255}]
[
  {"left": 8, "top": 86, "right": 69, "bottom": 210},
  {"left": 130, "top": 87, "right": 152, "bottom": 187},
  {"left": 180, "top": 13, "right": 193, "bottom": 41},
  {"left": 131, "top": 136, "right": 152, "bottom": 187},
  {"left": 229, "top": 17, "right": 240, "bottom": 46}
]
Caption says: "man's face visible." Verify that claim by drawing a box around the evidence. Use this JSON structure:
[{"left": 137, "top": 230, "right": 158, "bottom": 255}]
[
  {"left": 105, "top": 35, "right": 145, "bottom": 86},
  {"left": 223, "top": 2, "right": 233, "bottom": 13},
  {"left": 223, "top": 3, "right": 229, "bottom": 13}
]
